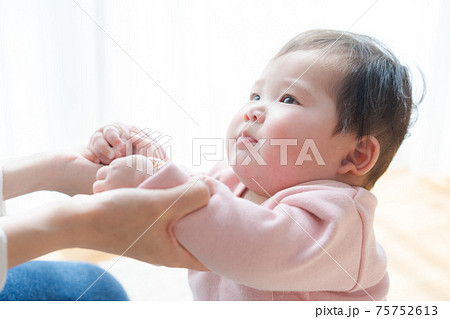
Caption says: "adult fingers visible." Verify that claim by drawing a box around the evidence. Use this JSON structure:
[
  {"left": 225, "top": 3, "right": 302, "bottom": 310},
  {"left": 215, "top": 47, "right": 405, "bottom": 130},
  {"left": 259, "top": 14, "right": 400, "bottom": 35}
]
[
  {"left": 157, "top": 177, "right": 212, "bottom": 221},
  {"left": 151, "top": 158, "right": 166, "bottom": 170}
]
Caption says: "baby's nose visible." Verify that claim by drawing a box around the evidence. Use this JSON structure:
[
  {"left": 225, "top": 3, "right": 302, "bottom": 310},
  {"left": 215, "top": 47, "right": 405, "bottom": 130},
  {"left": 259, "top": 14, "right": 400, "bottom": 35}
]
[{"left": 245, "top": 106, "right": 266, "bottom": 123}]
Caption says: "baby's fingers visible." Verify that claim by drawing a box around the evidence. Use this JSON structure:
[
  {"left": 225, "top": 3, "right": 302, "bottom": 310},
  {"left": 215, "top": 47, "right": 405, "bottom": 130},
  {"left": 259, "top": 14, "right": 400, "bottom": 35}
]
[
  {"left": 96, "top": 166, "right": 109, "bottom": 181},
  {"left": 91, "top": 132, "right": 115, "bottom": 164},
  {"left": 130, "top": 133, "right": 161, "bottom": 159},
  {"left": 79, "top": 148, "right": 101, "bottom": 164},
  {"left": 103, "top": 126, "right": 122, "bottom": 147},
  {"left": 104, "top": 125, "right": 127, "bottom": 157},
  {"left": 93, "top": 180, "right": 105, "bottom": 194}
]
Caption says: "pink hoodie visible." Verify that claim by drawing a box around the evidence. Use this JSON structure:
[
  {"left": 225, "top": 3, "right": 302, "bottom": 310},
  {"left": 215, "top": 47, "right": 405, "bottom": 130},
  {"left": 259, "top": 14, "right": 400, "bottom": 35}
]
[{"left": 139, "top": 161, "right": 388, "bottom": 301}]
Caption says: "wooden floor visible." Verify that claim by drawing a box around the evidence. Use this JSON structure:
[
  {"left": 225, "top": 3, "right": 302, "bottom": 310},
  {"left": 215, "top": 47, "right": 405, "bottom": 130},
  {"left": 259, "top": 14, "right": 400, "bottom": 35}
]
[
  {"left": 42, "top": 169, "right": 450, "bottom": 300},
  {"left": 372, "top": 170, "right": 450, "bottom": 300}
]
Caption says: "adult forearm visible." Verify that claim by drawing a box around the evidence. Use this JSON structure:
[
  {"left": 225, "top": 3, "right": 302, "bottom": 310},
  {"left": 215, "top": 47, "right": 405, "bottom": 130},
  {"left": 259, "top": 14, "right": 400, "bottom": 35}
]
[
  {"left": 0, "top": 202, "right": 73, "bottom": 268},
  {"left": 2, "top": 151, "right": 101, "bottom": 199},
  {"left": 2, "top": 153, "right": 57, "bottom": 200},
  {"left": 0, "top": 180, "right": 211, "bottom": 270}
]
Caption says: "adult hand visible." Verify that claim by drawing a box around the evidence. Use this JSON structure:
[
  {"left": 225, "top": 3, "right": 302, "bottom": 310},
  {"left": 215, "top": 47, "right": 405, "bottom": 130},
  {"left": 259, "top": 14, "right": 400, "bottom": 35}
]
[
  {"left": 2, "top": 150, "right": 102, "bottom": 200},
  {"left": 65, "top": 177, "right": 211, "bottom": 270},
  {"left": 55, "top": 149, "right": 103, "bottom": 196}
]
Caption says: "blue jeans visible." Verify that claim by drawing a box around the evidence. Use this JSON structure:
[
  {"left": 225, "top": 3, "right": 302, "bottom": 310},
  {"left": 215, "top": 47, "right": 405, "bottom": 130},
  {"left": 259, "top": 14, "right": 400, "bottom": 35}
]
[{"left": 0, "top": 261, "right": 129, "bottom": 301}]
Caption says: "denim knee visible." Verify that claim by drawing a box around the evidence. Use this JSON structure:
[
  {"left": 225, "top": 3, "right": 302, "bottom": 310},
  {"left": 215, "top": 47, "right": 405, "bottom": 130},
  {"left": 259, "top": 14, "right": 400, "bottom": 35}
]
[{"left": 0, "top": 260, "right": 129, "bottom": 301}]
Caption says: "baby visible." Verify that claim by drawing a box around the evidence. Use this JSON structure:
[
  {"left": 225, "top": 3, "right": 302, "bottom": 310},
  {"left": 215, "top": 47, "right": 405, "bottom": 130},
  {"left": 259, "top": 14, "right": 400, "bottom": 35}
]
[{"left": 89, "top": 29, "right": 416, "bottom": 301}]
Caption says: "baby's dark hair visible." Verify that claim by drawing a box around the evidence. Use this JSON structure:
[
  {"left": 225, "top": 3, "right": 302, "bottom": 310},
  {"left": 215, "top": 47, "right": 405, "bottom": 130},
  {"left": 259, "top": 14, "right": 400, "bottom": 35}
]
[{"left": 276, "top": 29, "right": 421, "bottom": 189}]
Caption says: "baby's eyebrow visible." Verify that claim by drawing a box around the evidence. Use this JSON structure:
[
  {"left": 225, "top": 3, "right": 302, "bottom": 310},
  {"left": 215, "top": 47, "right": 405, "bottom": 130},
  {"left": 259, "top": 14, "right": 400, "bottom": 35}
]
[
  {"left": 281, "top": 79, "right": 314, "bottom": 98},
  {"left": 280, "top": 79, "right": 317, "bottom": 105},
  {"left": 250, "top": 78, "right": 317, "bottom": 105},
  {"left": 251, "top": 79, "right": 265, "bottom": 92}
]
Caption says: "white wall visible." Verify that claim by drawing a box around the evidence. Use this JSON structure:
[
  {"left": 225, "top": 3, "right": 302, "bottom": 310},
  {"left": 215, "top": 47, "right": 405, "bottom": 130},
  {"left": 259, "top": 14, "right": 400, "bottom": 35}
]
[{"left": 1, "top": 0, "right": 449, "bottom": 176}]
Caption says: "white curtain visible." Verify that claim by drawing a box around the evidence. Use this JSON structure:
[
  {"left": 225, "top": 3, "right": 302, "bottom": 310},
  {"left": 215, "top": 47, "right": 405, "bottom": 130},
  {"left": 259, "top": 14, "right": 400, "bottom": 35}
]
[{"left": 1, "top": 0, "right": 449, "bottom": 176}]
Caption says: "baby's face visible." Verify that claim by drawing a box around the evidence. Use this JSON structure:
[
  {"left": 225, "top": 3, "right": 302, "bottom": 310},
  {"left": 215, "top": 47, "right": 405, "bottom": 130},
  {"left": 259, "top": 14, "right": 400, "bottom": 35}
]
[{"left": 226, "top": 50, "right": 356, "bottom": 195}]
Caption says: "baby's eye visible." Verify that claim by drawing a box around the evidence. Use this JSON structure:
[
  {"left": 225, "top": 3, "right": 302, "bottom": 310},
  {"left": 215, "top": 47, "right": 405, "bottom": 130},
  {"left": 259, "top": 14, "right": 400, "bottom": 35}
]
[
  {"left": 281, "top": 95, "right": 299, "bottom": 105},
  {"left": 250, "top": 94, "right": 260, "bottom": 101}
]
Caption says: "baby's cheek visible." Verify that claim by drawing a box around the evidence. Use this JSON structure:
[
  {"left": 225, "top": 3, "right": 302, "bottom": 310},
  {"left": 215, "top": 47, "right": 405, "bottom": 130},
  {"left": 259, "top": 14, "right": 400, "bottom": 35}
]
[
  {"left": 260, "top": 141, "right": 295, "bottom": 167},
  {"left": 257, "top": 142, "right": 307, "bottom": 191}
]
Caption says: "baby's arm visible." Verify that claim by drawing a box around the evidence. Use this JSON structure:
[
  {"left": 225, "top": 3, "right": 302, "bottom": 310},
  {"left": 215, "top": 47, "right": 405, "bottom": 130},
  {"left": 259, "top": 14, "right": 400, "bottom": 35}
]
[
  {"left": 142, "top": 162, "right": 370, "bottom": 292},
  {"left": 93, "top": 155, "right": 165, "bottom": 193}
]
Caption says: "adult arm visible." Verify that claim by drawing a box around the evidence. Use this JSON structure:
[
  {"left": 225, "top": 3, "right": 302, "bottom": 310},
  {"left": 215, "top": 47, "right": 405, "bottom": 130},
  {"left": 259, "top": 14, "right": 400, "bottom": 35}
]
[
  {"left": 1, "top": 151, "right": 100, "bottom": 290},
  {"left": 2, "top": 150, "right": 101, "bottom": 200},
  {"left": 0, "top": 202, "right": 71, "bottom": 269},
  {"left": 0, "top": 177, "right": 211, "bottom": 270}
]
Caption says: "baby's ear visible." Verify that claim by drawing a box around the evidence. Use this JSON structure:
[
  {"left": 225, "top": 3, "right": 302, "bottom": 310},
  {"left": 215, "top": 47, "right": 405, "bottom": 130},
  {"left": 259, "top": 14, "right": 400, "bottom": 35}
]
[{"left": 337, "top": 136, "right": 380, "bottom": 176}]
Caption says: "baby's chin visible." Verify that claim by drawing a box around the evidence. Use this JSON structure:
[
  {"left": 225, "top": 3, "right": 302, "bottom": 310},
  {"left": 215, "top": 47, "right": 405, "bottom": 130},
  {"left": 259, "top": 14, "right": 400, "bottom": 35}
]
[{"left": 230, "top": 163, "right": 282, "bottom": 196}]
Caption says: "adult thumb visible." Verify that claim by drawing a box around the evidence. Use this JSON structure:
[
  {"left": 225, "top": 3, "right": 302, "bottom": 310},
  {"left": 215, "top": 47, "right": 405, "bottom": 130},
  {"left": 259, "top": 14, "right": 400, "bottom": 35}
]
[{"left": 159, "top": 177, "right": 213, "bottom": 221}]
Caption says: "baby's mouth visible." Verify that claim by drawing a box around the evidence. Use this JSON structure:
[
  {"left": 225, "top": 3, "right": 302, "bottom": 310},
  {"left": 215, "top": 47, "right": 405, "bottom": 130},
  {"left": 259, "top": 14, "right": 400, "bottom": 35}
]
[{"left": 237, "top": 131, "right": 258, "bottom": 146}]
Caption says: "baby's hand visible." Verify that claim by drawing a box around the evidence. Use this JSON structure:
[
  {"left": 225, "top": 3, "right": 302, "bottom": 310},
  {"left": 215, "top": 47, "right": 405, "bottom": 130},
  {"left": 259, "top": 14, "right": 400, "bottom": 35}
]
[
  {"left": 93, "top": 155, "right": 165, "bottom": 193},
  {"left": 87, "top": 122, "right": 132, "bottom": 165},
  {"left": 87, "top": 122, "right": 168, "bottom": 165}
]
